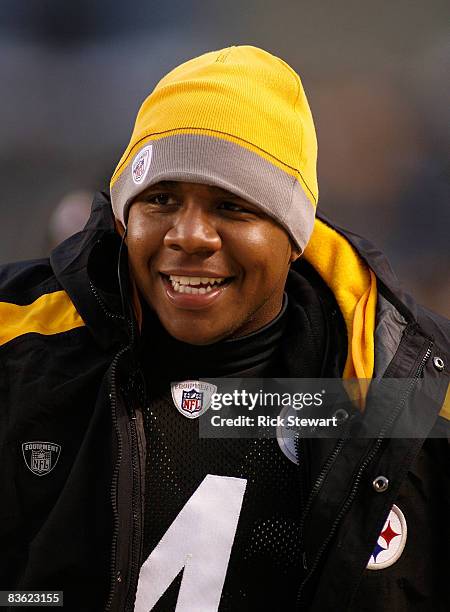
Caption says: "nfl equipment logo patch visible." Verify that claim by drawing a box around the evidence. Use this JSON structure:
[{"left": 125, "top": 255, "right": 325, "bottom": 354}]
[
  {"left": 171, "top": 380, "right": 217, "bottom": 419},
  {"left": 132, "top": 144, "right": 153, "bottom": 185},
  {"left": 182, "top": 389, "right": 203, "bottom": 414},
  {"left": 22, "top": 441, "right": 61, "bottom": 476},
  {"left": 367, "top": 504, "right": 407, "bottom": 570}
]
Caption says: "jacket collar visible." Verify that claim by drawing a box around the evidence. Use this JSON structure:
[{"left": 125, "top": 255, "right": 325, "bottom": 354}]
[{"left": 50, "top": 191, "right": 128, "bottom": 350}]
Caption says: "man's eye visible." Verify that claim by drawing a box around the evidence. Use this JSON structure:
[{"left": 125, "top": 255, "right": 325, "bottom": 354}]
[
  {"left": 144, "top": 193, "right": 173, "bottom": 206},
  {"left": 218, "top": 201, "right": 249, "bottom": 213}
]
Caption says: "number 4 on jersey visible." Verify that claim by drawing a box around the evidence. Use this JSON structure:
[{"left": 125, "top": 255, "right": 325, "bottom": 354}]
[{"left": 135, "top": 474, "right": 247, "bottom": 612}]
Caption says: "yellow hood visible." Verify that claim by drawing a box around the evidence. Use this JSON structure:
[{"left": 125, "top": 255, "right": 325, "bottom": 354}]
[{"left": 304, "top": 217, "right": 378, "bottom": 405}]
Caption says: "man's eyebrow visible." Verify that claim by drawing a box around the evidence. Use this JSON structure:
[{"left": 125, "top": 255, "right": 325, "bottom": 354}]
[
  {"left": 212, "top": 187, "right": 243, "bottom": 199},
  {"left": 146, "top": 181, "right": 242, "bottom": 200},
  {"left": 146, "top": 181, "right": 179, "bottom": 190}
]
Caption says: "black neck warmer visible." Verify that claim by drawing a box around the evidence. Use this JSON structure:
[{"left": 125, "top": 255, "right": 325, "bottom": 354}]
[{"left": 139, "top": 294, "right": 288, "bottom": 387}]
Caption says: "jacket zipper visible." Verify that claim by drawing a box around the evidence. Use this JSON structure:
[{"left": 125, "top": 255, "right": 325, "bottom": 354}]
[
  {"left": 297, "top": 436, "right": 346, "bottom": 566},
  {"left": 94, "top": 277, "right": 142, "bottom": 612},
  {"left": 295, "top": 299, "right": 345, "bottom": 559},
  {"left": 90, "top": 281, "right": 125, "bottom": 321},
  {"left": 105, "top": 342, "right": 144, "bottom": 612},
  {"left": 91, "top": 280, "right": 128, "bottom": 612},
  {"left": 104, "top": 346, "right": 128, "bottom": 612},
  {"left": 296, "top": 339, "right": 433, "bottom": 608}
]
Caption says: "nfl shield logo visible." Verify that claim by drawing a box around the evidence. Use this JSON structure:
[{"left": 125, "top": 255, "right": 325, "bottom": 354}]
[
  {"left": 181, "top": 389, "right": 203, "bottom": 414},
  {"left": 132, "top": 144, "right": 153, "bottom": 184},
  {"left": 133, "top": 157, "right": 145, "bottom": 181},
  {"left": 171, "top": 380, "right": 217, "bottom": 419},
  {"left": 22, "top": 441, "right": 61, "bottom": 476}
]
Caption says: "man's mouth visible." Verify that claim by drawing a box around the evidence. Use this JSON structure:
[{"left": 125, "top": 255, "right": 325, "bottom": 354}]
[
  {"left": 159, "top": 273, "right": 234, "bottom": 309},
  {"left": 166, "top": 274, "right": 229, "bottom": 294}
]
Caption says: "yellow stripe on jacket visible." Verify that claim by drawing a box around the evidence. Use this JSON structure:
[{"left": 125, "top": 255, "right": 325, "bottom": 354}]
[{"left": 0, "top": 291, "right": 85, "bottom": 346}]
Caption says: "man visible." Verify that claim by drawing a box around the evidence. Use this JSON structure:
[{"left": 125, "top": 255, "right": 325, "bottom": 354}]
[{"left": 0, "top": 46, "right": 448, "bottom": 611}]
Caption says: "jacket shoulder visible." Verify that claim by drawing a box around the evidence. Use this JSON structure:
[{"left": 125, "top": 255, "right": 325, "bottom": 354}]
[
  {"left": 318, "top": 211, "right": 449, "bottom": 346},
  {"left": 0, "top": 258, "right": 85, "bottom": 350},
  {"left": 415, "top": 301, "right": 450, "bottom": 356},
  {"left": 0, "top": 257, "right": 60, "bottom": 304}
]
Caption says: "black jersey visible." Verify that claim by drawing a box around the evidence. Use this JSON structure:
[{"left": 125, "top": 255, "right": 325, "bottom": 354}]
[{"left": 142, "top": 396, "right": 305, "bottom": 611}]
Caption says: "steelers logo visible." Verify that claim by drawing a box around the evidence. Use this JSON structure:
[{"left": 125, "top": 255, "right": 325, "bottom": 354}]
[{"left": 367, "top": 504, "right": 407, "bottom": 570}]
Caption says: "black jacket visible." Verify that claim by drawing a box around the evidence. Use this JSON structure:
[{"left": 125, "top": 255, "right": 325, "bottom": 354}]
[{"left": 0, "top": 192, "right": 448, "bottom": 611}]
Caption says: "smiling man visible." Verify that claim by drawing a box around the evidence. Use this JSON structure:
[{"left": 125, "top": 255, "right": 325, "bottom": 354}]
[{"left": 1, "top": 46, "right": 449, "bottom": 612}]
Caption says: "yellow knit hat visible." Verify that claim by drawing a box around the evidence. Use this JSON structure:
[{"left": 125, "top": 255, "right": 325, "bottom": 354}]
[{"left": 110, "top": 45, "right": 318, "bottom": 251}]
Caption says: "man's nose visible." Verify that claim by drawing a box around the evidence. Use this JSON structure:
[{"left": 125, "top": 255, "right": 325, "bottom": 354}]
[{"left": 163, "top": 204, "right": 222, "bottom": 254}]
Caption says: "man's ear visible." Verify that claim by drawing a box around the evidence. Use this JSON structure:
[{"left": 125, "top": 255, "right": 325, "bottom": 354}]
[
  {"left": 289, "top": 243, "right": 302, "bottom": 263},
  {"left": 115, "top": 218, "right": 127, "bottom": 241}
]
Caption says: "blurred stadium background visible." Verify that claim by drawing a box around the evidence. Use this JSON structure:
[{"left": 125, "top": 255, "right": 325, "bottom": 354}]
[{"left": 1, "top": 0, "right": 449, "bottom": 315}]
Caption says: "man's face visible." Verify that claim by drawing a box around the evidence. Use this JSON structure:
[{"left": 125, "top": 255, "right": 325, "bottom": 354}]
[{"left": 126, "top": 181, "right": 299, "bottom": 345}]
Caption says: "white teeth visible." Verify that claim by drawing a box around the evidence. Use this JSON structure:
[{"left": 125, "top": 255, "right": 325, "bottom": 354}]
[
  {"left": 170, "top": 282, "right": 215, "bottom": 294},
  {"left": 179, "top": 286, "right": 199, "bottom": 295},
  {"left": 168, "top": 274, "right": 227, "bottom": 291}
]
